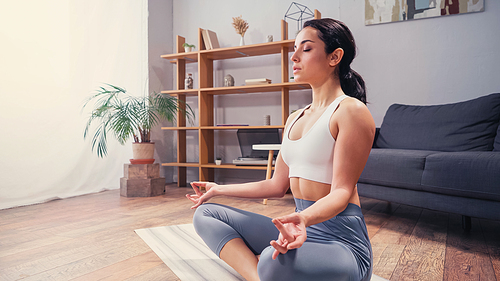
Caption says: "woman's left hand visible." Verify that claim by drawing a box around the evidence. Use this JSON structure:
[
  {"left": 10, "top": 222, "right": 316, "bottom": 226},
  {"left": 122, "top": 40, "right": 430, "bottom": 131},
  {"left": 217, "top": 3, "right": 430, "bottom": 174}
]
[{"left": 270, "top": 212, "right": 307, "bottom": 260}]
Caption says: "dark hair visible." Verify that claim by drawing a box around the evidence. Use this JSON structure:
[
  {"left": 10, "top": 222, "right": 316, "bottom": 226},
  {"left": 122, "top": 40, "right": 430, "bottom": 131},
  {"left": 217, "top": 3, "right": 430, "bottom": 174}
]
[{"left": 303, "top": 19, "right": 366, "bottom": 104}]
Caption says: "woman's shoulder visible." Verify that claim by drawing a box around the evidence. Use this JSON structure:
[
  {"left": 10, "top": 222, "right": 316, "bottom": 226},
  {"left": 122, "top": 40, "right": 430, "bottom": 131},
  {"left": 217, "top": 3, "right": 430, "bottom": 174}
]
[
  {"left": 336, "top": 96, "right": 375, "bottom": 128},
  {"left": 338, "top": 96, "right": 370, "bottom": 115},
  {"left": 340, "top": 95, "right": 366, "bottom": 107}
]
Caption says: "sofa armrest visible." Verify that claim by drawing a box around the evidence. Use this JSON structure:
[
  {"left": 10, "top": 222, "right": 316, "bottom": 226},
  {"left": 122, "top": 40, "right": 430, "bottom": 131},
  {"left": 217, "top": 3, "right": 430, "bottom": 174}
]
[{"left": 373, "top": 128, "right": 380, "bottom": 148}]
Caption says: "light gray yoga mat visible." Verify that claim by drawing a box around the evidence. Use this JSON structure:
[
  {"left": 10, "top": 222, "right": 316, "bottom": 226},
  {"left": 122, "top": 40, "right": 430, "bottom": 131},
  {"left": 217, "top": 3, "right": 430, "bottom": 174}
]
[
  {"left": 136, "top": 224, "right": 245, "bottom": 280},
  {"left": 135, "top": 224, "right": 388, "bottom": 281}
]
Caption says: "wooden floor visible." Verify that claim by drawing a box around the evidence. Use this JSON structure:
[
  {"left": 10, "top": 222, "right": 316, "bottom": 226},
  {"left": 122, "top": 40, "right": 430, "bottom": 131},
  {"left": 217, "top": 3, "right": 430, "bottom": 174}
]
[{"left": 1, "top": 185, "right": 499, "bottom": 281}]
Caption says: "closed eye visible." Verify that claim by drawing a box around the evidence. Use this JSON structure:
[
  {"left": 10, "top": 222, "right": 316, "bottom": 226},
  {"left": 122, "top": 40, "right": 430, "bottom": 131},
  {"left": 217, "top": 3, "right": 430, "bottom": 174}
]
[{"left": 294, "top": 39, "right": 314, "bottom": 51}]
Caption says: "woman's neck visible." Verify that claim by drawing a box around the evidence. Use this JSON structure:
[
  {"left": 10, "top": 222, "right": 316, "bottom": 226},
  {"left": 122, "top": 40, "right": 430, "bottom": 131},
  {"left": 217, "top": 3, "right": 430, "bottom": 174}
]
[{"left": 309, "top": 77, "right": 344, "bottom": 110}]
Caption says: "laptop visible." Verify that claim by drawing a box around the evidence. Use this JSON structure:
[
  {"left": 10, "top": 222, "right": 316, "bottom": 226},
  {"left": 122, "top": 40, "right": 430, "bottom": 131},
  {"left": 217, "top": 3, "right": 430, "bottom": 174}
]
[{"left": 233, "top": 128, "right": 281, "bottom": 165}]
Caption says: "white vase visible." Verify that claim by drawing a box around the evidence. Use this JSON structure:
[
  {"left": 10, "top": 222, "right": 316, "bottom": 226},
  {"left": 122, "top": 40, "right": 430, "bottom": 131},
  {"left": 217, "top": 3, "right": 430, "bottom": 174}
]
[{"left": 239, "top": 36, "right": 245, "bottom": 46}]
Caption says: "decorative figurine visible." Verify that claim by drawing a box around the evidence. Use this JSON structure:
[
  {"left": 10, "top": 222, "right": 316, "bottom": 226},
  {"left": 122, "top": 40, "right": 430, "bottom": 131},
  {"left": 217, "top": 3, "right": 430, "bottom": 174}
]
[
  {"left": 224, "top": 74, "right": 234, "bottom": 87},
  {"left": 185, "top": 73, "right": 193, "bottom": 89}
]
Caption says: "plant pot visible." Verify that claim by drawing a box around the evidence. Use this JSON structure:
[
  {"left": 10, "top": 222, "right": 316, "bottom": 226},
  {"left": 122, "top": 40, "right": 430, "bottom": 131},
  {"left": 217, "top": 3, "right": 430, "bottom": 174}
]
[
  {"left": 184, "top": 47, "right": 193, "bottom": 52},
  {"left": 131, "top": 142, "right": 155, "bottom": 164},
  {"left": 215, "top": 160, "right": 222, "bottom": 165}
]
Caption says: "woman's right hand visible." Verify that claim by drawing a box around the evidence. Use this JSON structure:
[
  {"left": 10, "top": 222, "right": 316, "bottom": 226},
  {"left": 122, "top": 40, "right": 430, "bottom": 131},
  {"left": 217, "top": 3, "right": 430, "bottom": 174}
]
[
  {"left": 186, "top": 181, "right": 218, "bottom": 209},
  {"left": 270, "top": 212, "right": 307, "bottom": 259}
]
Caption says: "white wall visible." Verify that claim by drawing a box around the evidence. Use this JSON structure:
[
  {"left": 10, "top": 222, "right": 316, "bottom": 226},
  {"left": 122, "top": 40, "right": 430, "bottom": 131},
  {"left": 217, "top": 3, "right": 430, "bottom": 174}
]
[
  {"left": 148, "top": 0, "right": 175, "bottom": 181},
  {"left": 0, "top": 0, "right": 148, "bottom": 209},
  {"left": 166, "top": 0, "right": 500, "bottom": 184}
]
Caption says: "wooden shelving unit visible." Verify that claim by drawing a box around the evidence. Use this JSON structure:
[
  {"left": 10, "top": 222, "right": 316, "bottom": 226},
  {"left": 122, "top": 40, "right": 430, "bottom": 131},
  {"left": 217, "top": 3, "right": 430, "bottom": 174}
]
[{"left": 162, "top": 13, "right": 320, "bottom": 186}]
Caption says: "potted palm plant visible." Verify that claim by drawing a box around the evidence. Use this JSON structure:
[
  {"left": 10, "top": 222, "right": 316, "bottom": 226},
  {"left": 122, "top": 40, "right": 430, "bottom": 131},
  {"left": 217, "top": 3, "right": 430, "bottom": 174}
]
[{"left": 83, "top": 84, "right": 194, "bottom": 163}]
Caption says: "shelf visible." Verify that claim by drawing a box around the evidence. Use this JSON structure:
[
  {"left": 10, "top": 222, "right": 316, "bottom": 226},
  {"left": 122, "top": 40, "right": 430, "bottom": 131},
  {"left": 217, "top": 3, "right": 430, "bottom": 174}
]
[
  {"left": 203, "top": 125, "right": 284, "bottom": 130},
  {"left": 201, "top": 82, "right": 310, "bottom": 95},
  {"left": 162, "top": 162, "right": 200, "bottom": 168},
  {"left": 161, "top": 52, "right": 198, "bottom": 62},
  {"left": 162, "top": 162, "right": 272, "bottom": 171},
  {"left": 161, "top": 39, "right": 295, "bottom": 62},
  {"left": 161, "top": 126, "right": 284, "bottom": 130},
  {"left": 200, "top": 40, "right": 295, "bottom": 60},
  {"left": 164, "top": 18, "right": 319, "bottom": 185},
  {"left": 161, "top": 83, "right": 310, "bottom": 97},
  {"left": 161, "top": 127, "right": 200, "bottom": 130},
  {"left": 202, "top": 164, "right": 273, "bottom": 170},
  {"left": 161, "top": 89, "right": 198, "bottom": 96}
]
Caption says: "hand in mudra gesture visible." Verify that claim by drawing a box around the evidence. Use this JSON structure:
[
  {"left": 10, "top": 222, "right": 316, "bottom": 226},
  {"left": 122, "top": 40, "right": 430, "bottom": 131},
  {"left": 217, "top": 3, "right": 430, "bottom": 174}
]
[
  {"left": 270, "top": 212, "right": 307, "bottom": 259},
  {"left": 186, "top": 181, "right": 218, "bottom": 209}
]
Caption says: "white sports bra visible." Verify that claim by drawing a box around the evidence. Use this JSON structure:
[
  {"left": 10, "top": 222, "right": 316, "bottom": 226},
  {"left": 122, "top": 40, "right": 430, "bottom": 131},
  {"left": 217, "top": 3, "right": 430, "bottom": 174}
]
[{"left": 281, "top": 95, "right": 348, "bottom": 184}]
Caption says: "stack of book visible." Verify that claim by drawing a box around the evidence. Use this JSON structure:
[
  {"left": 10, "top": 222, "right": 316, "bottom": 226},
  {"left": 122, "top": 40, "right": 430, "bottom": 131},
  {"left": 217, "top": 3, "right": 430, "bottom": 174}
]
[
  {"left": 245, "top": 78, "right": 272, "bottom": 85},
  {"left": 201, "top": 29, "right": 220, "bottom": 50}
]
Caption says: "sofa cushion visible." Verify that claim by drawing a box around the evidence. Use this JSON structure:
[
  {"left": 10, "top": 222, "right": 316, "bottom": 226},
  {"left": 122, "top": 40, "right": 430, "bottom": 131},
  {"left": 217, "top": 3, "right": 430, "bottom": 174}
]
[
  {"left": 421, "top": 151, "right": 500, "bottom": 201},
  {"left": 494, "top": 124, "right": 500, "bottom": 151},
  {"left": 376, "top": 93, "right": 500, "bottom": 151},
  {"left": 359, "top": 149, "right": 436, "bottom": 191}
]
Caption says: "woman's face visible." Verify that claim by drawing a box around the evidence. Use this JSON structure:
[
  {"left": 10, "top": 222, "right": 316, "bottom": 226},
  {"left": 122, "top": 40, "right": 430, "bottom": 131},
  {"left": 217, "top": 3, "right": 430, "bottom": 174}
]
[{"left": 291, "top": 27, "right": 337, "bottom": 85}]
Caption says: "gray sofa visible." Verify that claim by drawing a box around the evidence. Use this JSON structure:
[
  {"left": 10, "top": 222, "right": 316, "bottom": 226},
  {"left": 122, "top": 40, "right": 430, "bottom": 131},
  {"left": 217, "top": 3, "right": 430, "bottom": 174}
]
[{"left": 357, "top": 93, "right": 500, "bottom": 230}]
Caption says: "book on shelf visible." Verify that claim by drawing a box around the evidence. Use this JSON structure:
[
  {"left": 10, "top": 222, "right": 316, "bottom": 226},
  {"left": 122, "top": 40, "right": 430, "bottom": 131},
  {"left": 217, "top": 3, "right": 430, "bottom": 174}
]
[
  {"left": 201, "top": 29, "right": 220, "bottom": 50},
  {"left": 245, "top": 78, "right": 272, "bottom": 85}
]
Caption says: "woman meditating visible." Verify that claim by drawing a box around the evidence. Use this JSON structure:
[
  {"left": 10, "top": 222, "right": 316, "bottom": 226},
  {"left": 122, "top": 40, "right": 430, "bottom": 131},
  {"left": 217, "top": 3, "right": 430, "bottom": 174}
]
[{"left": 186, "top": 18, "right": 375, "bottom": 281}]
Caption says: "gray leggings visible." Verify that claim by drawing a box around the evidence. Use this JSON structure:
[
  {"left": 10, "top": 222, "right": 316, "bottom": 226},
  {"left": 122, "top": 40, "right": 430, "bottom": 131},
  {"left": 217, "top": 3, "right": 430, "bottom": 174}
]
[{"left": 193, "top": 198, "right": 372, "bottom": 281}]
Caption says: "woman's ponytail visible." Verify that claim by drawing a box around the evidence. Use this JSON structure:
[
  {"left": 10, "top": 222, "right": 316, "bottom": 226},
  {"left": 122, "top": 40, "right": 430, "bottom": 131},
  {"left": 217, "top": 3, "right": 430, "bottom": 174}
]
[
  {"left": 304, "top": 19, "right": 367, "bottom": 104},
  {"left": 340, "top": 67, "right": 366, "bottom": 104}
]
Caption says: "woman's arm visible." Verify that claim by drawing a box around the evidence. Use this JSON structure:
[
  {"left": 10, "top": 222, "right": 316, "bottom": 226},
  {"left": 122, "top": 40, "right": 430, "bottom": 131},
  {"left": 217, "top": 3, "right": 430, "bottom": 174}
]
[
  {"left": 187, "top": 152, "right": 289, "bottom": 209},
  {"left": 187, "top": 110, "right": 302, "bottom": 209},
  {"left": 298, "top": 98, "right": 375, "bottom": 226}
]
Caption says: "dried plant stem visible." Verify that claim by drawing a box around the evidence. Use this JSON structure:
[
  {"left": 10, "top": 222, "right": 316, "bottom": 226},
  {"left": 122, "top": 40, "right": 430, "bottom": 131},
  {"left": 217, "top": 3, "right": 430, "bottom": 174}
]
[{"left": 232, "top": 15, "right": 249, "bottom": 36}]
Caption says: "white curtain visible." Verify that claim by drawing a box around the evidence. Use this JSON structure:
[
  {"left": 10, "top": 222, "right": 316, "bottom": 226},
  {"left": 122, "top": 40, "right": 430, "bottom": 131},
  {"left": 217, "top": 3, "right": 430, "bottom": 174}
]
[{"left": 0, "top": 0, "right": 149, "bottom": 209}]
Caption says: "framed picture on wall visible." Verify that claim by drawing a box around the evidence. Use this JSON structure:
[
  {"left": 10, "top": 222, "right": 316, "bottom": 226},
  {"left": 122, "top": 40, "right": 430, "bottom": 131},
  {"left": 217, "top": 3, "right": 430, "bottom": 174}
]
[{"left": 365, "top": 0, "right": 484, "bottom": 25}]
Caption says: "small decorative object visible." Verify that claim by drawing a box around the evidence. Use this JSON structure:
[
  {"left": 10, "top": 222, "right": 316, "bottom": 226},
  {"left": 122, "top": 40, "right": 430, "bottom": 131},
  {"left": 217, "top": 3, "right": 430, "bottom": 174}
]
[
  {"left": 182, "top": 43, "right": 195, "bottom": 52},
  {"left": 185, "top": 73, "right": 193, "bottom": 89},
  {"left": 264, "top": 115, "right": 271, "bottom": 126},
  {"left": 290, "top": 76, "right": 295, "bottom": 82},
  {"left": 284, "top": 2, "right": 315, "bottom": 32},
  {"left": 215, "top": 157, "right": 222, "bottom": 165},
  {"left": 267, "top": 35, "right": 273, "bottom": 42},
  {"left": 232, "top": 15, "right": 249, "bottom": 46},
  {"left": 224, "top": 74, "right": 235, "bottom": 87}
]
